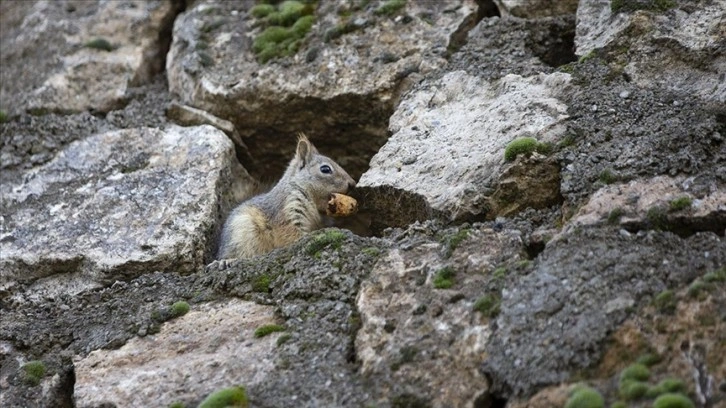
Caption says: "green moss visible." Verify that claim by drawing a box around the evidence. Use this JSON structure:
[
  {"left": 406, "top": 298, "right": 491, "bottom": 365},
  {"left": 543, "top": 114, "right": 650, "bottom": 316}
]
[
  {"left": 654, "top": 290, "right": 676, "bottom": 313},
  {"left": 170, "top": 301, "right": 190, "bottom": 318},
  {"left": 611, "top": 402, "right": 627, "bottom": 408},
  {"left": 85, "top": 38, "right": 114, "bottom": 52},
  {"left": 687, "top": 279, "right": 713, "bottom": 300},
  {"left": 504, "top": 137, "right": 551, "bottom": 161},
  {"left": 492, "top": 267, "right": 507, "bottom": 280},
  {"left": 619, "top": 379, "right": 649, "bottom": 400},
  {"left": 0, "top": 110, "right": 8, "bottom": 124},
  {"left": 432, "top": 266, "right": 455, "bottom": 289},
  {"left": 276, "top": 333, "right": 292, "bottom": 346},
  {"left": 252, "top": 274, "right": 272, "bottom": 292},
  {"left": 669, "top": 196, "right": 692, "bottom": 212},
  {"left": 169, "top": 403, "right": 185, "bottom": 408},
  {"left": 621, "top": 363, "right": 651, "bottom": 382},
  {"left": 599, "top": 169, "right": 618, "bottom": 184},
  {"left": 21, "top": 360, "right": 46, "bottom": 386},
  {"left": 578, "top": 50, "right": 596, "bottom": 64},
  {"left": 636, "top": 352, "right": 662, "bottom": 367},
  {"left": 267, "top": 1, "right": 312, "bottom": 26},
  {"left": 198, "top": 386, "right": 248, "bottom": 408},
  {"left": 375, "top": 0, "right": 406, "bottom": 16},
  {"left": 361, "top": 247, "right": 381, "bottom": 257},
  {"left": 442, "top": 228, "right": 470, "bottom": 257},
  {"left": 659, "top": 378, "right": 687, "bottom": 394},
  {"left": 647, "top": 207, "right": 668, "bottom": 230},
  {"left": 652, "top": 393, "right": 694, "bottom": 408},
  {"left": 607, "top": 208, "right": 625, "bottom": 225},
  {"left": 292, "top": 14, "right": 315, "bottom": 34},
  {"left": 702, "top": 267, "right": 725, "bottom": 283},
  {"left": 254, "top": 324, "right": 285, "bottom": 338},
  {"left": 473, "top": 294, "right": 501, "bottom": 318},
  {"left": 251, "top": 4, "right": 275, "bottom": 18},
  {"left": 305, "top": 229, "right": 347, "bottom": 256},
  {"left": 565, "top": 386, "right": 605, "bottom": 408}
]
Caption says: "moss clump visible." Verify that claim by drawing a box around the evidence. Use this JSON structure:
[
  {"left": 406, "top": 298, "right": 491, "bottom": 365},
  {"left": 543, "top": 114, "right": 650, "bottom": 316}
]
[
  {"left": 473, "top": 294, "right": 501, "bottom": 318},
  {"left": 492, "top": 267, "right": 507, "bottom": 280},
  {"left": 198, "top": 386, "right": 248, "bottom": 408},
  {"left": 442, "top": 228, "right": 470, "bottom": 257},
  {"left": 375, "top": 0, "right": 406, "bottom": 16},
  {"left": 669, "top": 196, "right": 692, "bottom": 212},
  {"left": 276, "top": 333, "right": 292, "bottom": 346},
  {"left": 504, "top": 137, "right": 551, "bottom": 161},
  {"left": 305, "top": 229, "right": 347, "bottom": 256},
  {"left": 652, "top": 393, "right": 694, "bottom": 408},
  {"left": 432, "top": 266, "right": 455, "bottom": 289},
  {"left": 611, "top": 402, "right": 627, "bottom": 408},
  {"left": 647, "top": 207, "right": 668, "bottom": 230},
  {"left": 599, "top": 169, "right": 618, "bottom": 184},
  {"left": 653, "top": 290, "right": 676, "bottom": 313},
  {"left": 619, "top": 379, "right": 649, "bottom": 400},
  {"left": 0, "top": 110, "right": 8, "bottom": 124},
  {"left": 21, "top": 360, "right": 46, "bottom": 386},
  {"left": 621, "top": 363, "right": 651, "bottom": 382},
  {"left": 170, "top": 301, "right": 190, "bottom": 318},
  {"left": 169, "top": 403, "right": 184, "bottom": 408},
  {"left": 250, "top": 0, "right": 315, "bottom": 63},
  {"left": 687, "top": 279, "right": 713, "bottom": 300},
  {"left": 252, "top": 274, "right": 272, "bottom": 293},
  {"left": 636, "top": 352, "right": 662, "bottom": 367},
  {"left": 647, "top": 378, "right": 687, "bottom": 398},
  {"left": 250, "top": 3, "right": 275, "bottom": 18},
  {"left": 702, "top": 267, "right": 725, "bottom": 283},
  {"left": 254, "top": 324, "right": 285, "bottom": 338},
  {"left": 361, "top": 247, "right": 381, "bottom": 257},
  {"left": 565, "top": 386, "right": 604, "bottom": 408},
  {"left": 607, "top": 208, "right": 625, "bottom": 225},
  {"left": 85, "top": 38, "right": 114, "bottom": 52}
]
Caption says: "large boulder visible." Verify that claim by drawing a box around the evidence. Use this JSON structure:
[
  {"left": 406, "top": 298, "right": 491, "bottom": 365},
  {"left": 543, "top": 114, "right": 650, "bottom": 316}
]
[
  {"left": 0, "top": 125, "right": 252, "bottom": 301},
  {"left": 166, "top": 0, "right": 477, "bottom": 178},
  {"left": 0, "top": 0, "right": 180, "bottom": 115}
]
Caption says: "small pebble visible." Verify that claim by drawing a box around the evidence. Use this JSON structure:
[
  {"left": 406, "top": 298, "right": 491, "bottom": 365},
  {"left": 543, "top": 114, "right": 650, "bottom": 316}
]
[{"left": 619, "top": 90, "right": 630, "bottom": 99}]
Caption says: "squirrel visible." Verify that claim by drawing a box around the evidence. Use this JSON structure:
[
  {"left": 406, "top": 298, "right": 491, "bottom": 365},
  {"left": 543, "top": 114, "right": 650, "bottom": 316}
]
[{"left": 217, "top": 133, "right": 356, "bottom": 259}]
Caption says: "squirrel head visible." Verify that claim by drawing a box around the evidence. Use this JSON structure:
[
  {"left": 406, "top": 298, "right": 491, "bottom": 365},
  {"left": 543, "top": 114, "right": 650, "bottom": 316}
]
[{"left": 289, "top": 133, "right": 356, "bottom": 212}]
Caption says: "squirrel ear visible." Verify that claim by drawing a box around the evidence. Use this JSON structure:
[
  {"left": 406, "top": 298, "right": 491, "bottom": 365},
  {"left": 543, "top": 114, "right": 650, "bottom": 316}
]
[{"left": 296, "top": 132, "right": 317, "bottom": 168}]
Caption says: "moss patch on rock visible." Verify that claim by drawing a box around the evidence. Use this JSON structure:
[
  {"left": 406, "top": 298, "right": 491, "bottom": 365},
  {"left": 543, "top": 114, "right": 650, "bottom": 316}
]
[
  {"left": 198, "top": 386, "right": 249, "bottom": 408},
  {"left": 254, "top": 324, "right": 285, "bottom": 338},
  {"left": 504, "top": 137, "right": 551, "bottom": 162},
  {"left": 432, "top": 266, "right": 455, "bottom": 289},
  {"left": 565, "top": 385, "right": 604, "bottom": 408},
  {"left": 250, "top": 1, "right": 316, "bottom": 63},
  {"left": 21, "top": 360, "right": 46, "bottom": 386}
]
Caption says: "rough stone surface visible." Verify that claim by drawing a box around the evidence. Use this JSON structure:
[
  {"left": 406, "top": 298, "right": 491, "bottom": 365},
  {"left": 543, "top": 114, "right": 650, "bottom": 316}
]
[
  {"left": 0, "top": 0, "right": 180, "bottom": 115},
  {"left": 166, "top": 0, "right": 477, "bottom": 179},
  {"left": 74, "top": 298, "right": 278, "bottom": 408},
  {"left": 568, "top": 175, "right": 726, "bottom": 236},
  {"left": 494, "top": 0, "right": 578, "bottom": 18},
  {"left": 575, "top": 0, "right": 726, "bottom": 103},
  {"left": 482, "top": 228, "right": 726, "bottom": 396},
  {"left": 358, "top": 71, "right": 571, "bottom": 223},
  {"left": 356, "top": 224, "right": 524, "bottom": 407},
  {"left": 0, "top": 125, "right": 253, "bottom": 300}
]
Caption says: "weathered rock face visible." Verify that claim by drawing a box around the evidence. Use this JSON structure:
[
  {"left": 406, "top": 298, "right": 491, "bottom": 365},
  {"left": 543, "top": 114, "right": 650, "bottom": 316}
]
[
  {"left": 166, "top": 0, "right": 477, "bottom": 179},
  {"left": 2, "top": 0, "right": 726, "bottom": 407},
  {"left": 0, "top": 0, "right": 181, "bottom": 116},
  {"left": 575, "top": 0, "right": 726, "bottom": 103},
  {"left": 74, "top": 298, "right": 278, "bottom": 408},
  {"left": 0, "top": 125, "right": 253, "bottom": 300},
  {"left": 358, "top": 70, "right": 570, "bottom": 225}
]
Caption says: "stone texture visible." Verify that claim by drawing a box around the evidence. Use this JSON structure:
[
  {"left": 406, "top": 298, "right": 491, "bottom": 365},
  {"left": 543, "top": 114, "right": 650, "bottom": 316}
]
[
  {"left": 482, "top": 228, "right": 726, "bottom": 396},
  {"left": 488, "top": 154, "right": 562, "bottom": 218},
  {"left": 356, "top": 225, "right": 525, "bottom": 407},
  {"left": 575, "top": 0, "right": 726, "bottom": 103},
  {"left": 358, "top": 71, "right": 570, "bottom": 223},
  {"left": 165, "top": 0, "right": 477, "bottom": 179},
  {"left": 0, "top": 125, "right": 253, "bottom": 300},
  {"left": 567, "top": 175, "right": 726, "bottom": 236},
  {"left": 74, "top": 298, "right": 278, "bottom": 408},
  {"left": 0, "top": 0, "right": 180, "bottom": 115},
  {"left": 494, "top": 0, "right": 578, "bottom": 18}
]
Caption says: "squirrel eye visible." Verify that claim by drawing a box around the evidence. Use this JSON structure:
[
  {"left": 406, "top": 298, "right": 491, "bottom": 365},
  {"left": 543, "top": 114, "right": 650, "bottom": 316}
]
[{"left": 320, "top": 164, "right": 332, "bottom": 174}]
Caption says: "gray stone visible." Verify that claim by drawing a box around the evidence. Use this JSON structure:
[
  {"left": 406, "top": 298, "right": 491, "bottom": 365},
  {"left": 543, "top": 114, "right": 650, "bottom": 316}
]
[
  {"left": 494, "top": 0, "right": 578, "bottom": 18},
  {"left": 0, "top": 125, "right": 253, "bottom": 300},
  {"left": 74, "top": 298, "right": 278, "bottom": 408},
  {"left": 358, "top": 71, "right": 571, "bottom": 222},
  {"left": 0, "top": 0, "right": 179, "bottom": 115}
]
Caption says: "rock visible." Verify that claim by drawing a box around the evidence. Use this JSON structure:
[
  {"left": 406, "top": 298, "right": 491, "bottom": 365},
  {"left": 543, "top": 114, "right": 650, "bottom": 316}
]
[
  {"left": 575, "top": 0, "right": 726, "bottom": 103},
  {"left": 0, "top": 0, "right": 181, "bottom": 115},
  {"left": 567, "top": 175, "right": 726, "bottom": 236},
  {"left": 358, "top": 71, "right": 570, "bottom": 225},
  {"left": 356, "top": 225, "right": 525, "bottom": 407},
  {"left": 494, "top": 0, "right": 578, "bottom": 18},
  {"left": 488, "top": 154, "right": 562, "bottom": 218},
  {"left": 482, "top": 228, "right": 726, "bottom": 396},
  {"left": 165, "top": 0, "right": 477, "bottom": 179},
  {"left": 74, "top": 298, "right": 278, "bottom": 408},
  {"left": 0, "top": 125, "right": 253, "bottom": 301}
]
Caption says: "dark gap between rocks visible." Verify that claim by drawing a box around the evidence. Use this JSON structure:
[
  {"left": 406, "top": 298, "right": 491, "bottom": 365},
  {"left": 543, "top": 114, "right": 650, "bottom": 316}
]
[
  {"left": 525, "top": 16, "right": 576, "bottom": 68},
  {"left": 447, "top": 0, "right": 500, "bottom": 57}
]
